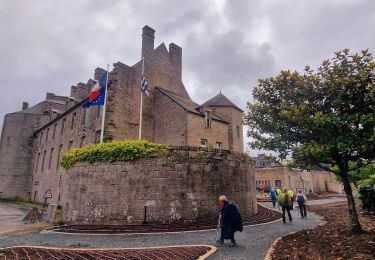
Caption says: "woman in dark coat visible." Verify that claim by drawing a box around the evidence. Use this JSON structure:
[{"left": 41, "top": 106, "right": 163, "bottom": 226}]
[{"left": 217, "top": 195, "right": 243, "bottom": 247}]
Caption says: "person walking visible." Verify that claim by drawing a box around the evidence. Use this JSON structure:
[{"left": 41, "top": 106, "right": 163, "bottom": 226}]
[
  {"left": 216, "top": 195, "right": 243, "bottom": 247},
  {"left": 275, "top": 187, "right": 282, "bottom": 196},
  {"left": 287, "top": 188, "right": 295, "bottom": 210},
  {"left": 296, "top": 189, "right": 307, "bottom": 218},
  {"left": 270, "top": 188, "right": 277, "bottom": 208},
  {"left": 278, "top": 188, "right": 293, "bottom": 223}
]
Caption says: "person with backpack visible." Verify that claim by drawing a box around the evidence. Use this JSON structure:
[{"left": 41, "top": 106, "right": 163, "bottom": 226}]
[
  {"left": 275, "top": 187, "right": 282, "bottom": 196},
  {"left": 270, "top": 188, "right": 277, "bottom": 208},
  {"left": 296, "top": 189, "right": 307, "bottom": 218},
  {"left": 287, "top": 188, "right": 295, "bottom": 210},
  {"left": 278, "top": 188, "right": 293, "bottom": 223},
  {"left": 216, "top": 195, "right": 243, "bottom": 247}
]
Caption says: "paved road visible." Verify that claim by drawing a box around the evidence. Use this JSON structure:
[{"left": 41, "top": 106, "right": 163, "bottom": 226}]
[
  {"left": 0, "top": 201, "right": 329, "bottom": 260},
  {"left": 307, "top": 196, "right": 346, "bottom": 205},
  {"left": 0, "top": 202, "right": 28, "bottom": 235}
]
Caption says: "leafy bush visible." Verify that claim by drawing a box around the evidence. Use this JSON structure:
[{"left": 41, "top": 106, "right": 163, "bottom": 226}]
[
  {"left": 358, "top": 174, "right": 375, "bottom": 212},
  {"left": 195, "top": 150, "right": 205, "bottom": 160},
  {"left": 241, "top": 153, "right": 255, "bottom": 164},
  {"left": 61, "top": 140, "right": 168, "bottom": 169}
]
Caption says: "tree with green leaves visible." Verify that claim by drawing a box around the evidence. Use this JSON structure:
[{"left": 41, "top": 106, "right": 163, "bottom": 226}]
[
  {"left": 333, "top": 161, "right": 375, "bottom": 188},
  {"left": 244, "top": 49, "right": 375, "bottom": 233}
]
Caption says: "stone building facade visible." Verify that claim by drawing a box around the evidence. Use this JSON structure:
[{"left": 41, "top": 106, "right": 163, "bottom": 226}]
[
  {"left": 254, "top": 154, "right": 343, "bottom": 194},
  {"left": 63, "top": 148, "right": 256, "bottom": 224},
  {"left": 0, "top": 25, "right": 244, "bottom": 204}
]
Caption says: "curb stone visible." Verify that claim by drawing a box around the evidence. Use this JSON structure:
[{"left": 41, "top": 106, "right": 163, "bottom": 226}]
[{"left": 264, "top": 214, "right": 327, "bottom": 260}]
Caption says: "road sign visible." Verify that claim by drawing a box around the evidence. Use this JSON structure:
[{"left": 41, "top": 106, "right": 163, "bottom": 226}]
[{"left": 43, "top": 189, "right": 53, "bottom": 198}]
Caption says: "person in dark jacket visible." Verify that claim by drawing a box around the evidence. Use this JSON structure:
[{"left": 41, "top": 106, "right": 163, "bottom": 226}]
[
  {"left": 216, "top": 195, "right": 243, "bottom": 247},
  {"left": 270, "top": 188, "right": 277, "bottom": 208}
]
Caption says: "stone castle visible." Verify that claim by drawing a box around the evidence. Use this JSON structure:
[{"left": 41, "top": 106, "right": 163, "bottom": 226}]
[{"left": 0, "top": 26, "right": 244, "bottom": 205}]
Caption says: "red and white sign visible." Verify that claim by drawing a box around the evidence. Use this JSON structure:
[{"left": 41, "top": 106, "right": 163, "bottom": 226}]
[{"left": 43, "top": 189, "right": 53, "bottom": 198}]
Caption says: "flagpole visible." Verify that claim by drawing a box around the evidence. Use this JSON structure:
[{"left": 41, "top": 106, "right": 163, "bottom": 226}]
[
  {"left": 138, "top": 57, "right": 144, "bottom": 140},
  {"left": 100, "top": 64, "right": 109, "bottom": 143}
]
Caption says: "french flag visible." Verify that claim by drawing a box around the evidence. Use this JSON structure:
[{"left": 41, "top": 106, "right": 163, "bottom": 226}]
[{"left": 83, "top": 72, "right": 108, "bottom": 108}]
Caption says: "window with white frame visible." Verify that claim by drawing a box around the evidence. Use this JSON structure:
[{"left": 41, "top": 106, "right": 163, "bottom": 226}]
[
  {"left": 216, "top": 142, "right": 222, "bottom": 149},
  {"left": 200, "top": 139, "right": 208, "bottom": 147}
]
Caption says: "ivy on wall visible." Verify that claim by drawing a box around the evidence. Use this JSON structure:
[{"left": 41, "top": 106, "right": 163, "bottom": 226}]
[{"left": 61, "top": 140, "right": 168, "bottom": 169}]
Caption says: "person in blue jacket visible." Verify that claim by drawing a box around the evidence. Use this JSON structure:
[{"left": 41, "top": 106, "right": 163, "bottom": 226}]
[
  {"left": 270, "top": 188, "right": 277, "bottom": 208},
  {"left": 216, "top": 195, "right": 243, "bottom": 247}
]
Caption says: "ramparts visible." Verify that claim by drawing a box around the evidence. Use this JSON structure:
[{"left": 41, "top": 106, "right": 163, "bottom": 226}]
[{"left": 62, "top": 147, "right": 256, "bottom": 224}]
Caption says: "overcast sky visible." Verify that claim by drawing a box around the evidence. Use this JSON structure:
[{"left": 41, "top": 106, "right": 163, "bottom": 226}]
[{"left": 0, "top": 0, "right": 374, "bottom": 154}]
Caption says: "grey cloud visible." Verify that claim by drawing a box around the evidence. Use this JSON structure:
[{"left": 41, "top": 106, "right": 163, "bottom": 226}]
[
  {"left": 0, "top": 0, "right": 374, "bottom": 150},
  {"left": 261, "top": 0, "right": 375, "bottom": 70},
  {"left": 184, "top": 30, "right": 276, "bottom": 107}
]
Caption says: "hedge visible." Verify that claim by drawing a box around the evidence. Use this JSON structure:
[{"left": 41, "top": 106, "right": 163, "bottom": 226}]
[
  {"left": 358, "top": 174, "right": 375, "bottom": 212},
  {"left": 60, "top": 140, "right": 168, "bottom": 169}
]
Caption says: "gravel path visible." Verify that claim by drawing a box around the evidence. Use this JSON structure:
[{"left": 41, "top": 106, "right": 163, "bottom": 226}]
[
  {"left": 0, "top": 202, "right": 29, "bottom": 235},
  {"left": 0, "top": 201, "right": 329, "bottom": 260}
]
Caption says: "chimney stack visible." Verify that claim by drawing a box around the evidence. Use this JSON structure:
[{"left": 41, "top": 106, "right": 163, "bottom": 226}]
[
  {"left": 142, "top": 25, "right": 155, "bottom": 58},
  {"left": 169, "top": 43, "right": 182, "bottom": 80},
  {"left": 22, "top": 102, "right": 29, "bottom": 110}
]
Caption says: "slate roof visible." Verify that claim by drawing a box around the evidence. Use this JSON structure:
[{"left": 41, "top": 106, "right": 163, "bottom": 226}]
[
  {"left": 200, "top": 92, "right": 243, "bottom": 112},
  {"left": 155, "top": 87, "right": 229, "bottom": 124}
]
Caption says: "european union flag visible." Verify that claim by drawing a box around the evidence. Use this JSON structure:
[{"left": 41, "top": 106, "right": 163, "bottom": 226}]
[
  {"left": 82, "top": 72, "right": 107, "bottom": 108},
  {"left": 83, "top": 88, "right": 105, "bottom": 108}
]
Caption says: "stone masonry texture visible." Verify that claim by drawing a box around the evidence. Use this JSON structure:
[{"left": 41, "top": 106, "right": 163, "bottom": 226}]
[{"left": 62, "top": 147, "right": 256, "bottom": 224}]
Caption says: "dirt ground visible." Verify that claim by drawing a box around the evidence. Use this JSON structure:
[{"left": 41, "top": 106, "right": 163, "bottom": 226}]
[{"left": 271, "top": 201, "right": 375, "bottom": 260}]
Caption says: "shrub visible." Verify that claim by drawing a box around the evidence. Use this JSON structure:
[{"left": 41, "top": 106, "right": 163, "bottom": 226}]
[
  {"left": 61, "top": 140, "right": 168, "bottom": 169},
  {"left": 241, "top": 153, "right": 255, "bottom": 164},
  {"left": 195, "top": 150, "right": 205, "bottom": 160},
  {"left": 358, "top": 174, "right": 375, "bottom": 212}
]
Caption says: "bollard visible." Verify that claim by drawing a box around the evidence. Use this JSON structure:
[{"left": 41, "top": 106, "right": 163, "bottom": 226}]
[{"left": 142, "top": 206, "right": 147, "bottom": 224}]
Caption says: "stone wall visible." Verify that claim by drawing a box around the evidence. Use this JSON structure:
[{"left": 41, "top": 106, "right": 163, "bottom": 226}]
[
  {"left": 187, "top": 114, "right": 229, "bottom": 149},
  {"left": 62, "top": 147, "right": 256, "bottom": 224},
  {"left": 153, "top": 90, "right": 188, "bottom": 145},
  {"left": 31, "top": 102, "right": 103, "bottom": 204},
  {"left": 255, "top": 167, "right": 342, "bottom": 194},
  {"left": 0, "top": 113, "right": 41, "bottom": 199},
  {"left": 211, "top": 107, "right": 243, "bottom": 152}
]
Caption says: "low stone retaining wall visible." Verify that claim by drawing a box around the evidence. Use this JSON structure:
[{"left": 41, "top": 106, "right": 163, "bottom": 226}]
[{"left": 62, "top": 147, "right": 256, "bottom": 224}]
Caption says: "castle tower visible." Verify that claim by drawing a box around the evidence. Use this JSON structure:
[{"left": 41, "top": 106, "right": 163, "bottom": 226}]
[{"left": 200, "top": 92, "right": 244, "bottom": 152}]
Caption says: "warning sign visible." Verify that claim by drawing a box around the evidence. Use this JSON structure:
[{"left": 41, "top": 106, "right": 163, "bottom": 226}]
[{"left": 43, "top": 189, "right": 53, "bottom": 198}]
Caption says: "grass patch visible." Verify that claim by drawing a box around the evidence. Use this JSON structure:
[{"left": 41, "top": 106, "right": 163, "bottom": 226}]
[{"left": 0, "top": 198, "right": 45, "bottom": 210}]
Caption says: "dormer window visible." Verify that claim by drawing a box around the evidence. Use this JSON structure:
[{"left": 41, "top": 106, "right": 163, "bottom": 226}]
[{"left": 204, "top": 110, "right": 212, "bottom": 128}]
